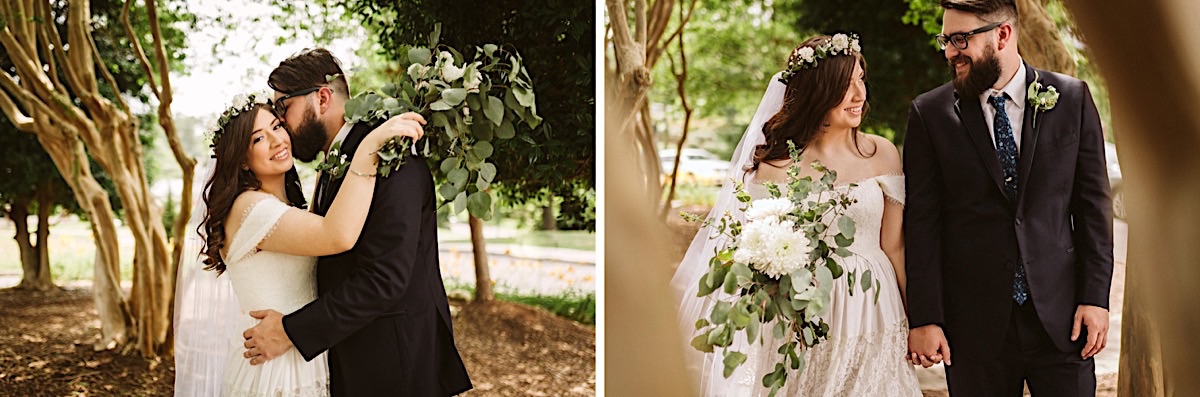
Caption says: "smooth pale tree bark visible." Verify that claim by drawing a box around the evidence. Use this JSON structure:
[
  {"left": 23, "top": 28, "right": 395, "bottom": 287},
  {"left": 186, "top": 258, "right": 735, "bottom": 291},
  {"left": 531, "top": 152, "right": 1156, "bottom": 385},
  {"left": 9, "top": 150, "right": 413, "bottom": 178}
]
[
  {"left": 1065, "top": 0, "right": 1200, "bottom": 395},
  {"left": 0, "top": 0, "right": 193, "bottom": 357},
  {"left": 1015, "top": 0, "right": 1075, "bottom": 75}
]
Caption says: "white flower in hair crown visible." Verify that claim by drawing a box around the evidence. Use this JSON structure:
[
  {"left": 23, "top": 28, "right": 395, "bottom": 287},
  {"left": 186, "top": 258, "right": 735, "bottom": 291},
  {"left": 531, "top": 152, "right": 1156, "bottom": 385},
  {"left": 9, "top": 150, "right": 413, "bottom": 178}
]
[
  {"left": 206, "top": 91, "right": 273, "bottom": 157},
  {"left": 778, "top": 33, "right": 862, "bottom": 84}
]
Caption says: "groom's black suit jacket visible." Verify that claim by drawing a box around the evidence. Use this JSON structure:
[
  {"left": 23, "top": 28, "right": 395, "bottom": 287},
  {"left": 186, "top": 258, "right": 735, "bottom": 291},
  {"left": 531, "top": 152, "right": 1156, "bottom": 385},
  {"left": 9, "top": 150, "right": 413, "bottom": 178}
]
[
  {"left": 903, "top": 63, "right": 1114, "bottom": 361},
  {"left": 282, "top": 122, "right": 472, "bottom": 396}
]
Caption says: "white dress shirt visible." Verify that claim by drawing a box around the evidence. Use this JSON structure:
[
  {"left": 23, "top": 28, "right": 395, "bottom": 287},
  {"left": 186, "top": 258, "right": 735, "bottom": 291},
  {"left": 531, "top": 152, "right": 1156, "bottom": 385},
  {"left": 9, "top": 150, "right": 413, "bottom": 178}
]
[{"left": 978, "top": 60, "right": 1027, "bottom": 153}]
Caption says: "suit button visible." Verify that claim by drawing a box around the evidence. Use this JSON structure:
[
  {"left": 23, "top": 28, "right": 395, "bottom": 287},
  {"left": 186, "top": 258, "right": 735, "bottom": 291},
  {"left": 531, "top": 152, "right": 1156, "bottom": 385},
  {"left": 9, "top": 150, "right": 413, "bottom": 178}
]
[{"left": 1015, "top": 218, "right": 1022, "bottom": 226}]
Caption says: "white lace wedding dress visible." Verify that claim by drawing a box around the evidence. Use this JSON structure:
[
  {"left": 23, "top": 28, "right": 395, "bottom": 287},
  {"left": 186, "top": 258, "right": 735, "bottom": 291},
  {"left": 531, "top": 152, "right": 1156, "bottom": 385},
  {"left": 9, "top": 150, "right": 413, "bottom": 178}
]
[
  {"left": 683, "top": 174, "right": 921, "bottom": 396},
  {"left": 221, "top": 197, "right": 329, "bottom": 397}
]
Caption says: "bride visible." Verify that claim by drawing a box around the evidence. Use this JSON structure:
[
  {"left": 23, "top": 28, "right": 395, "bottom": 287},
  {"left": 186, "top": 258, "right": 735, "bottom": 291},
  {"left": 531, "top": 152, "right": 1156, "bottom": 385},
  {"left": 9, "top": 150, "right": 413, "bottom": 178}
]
[
  {"left": 173, "top": 92, "right": 424, "bottom": 396},
  {"left": 670, "top": 34, "right": 922, "bottom": 396}
]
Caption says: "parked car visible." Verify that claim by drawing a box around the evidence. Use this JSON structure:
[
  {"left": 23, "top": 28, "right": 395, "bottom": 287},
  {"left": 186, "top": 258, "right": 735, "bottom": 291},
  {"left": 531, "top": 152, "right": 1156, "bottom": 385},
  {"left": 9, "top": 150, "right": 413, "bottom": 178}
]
[
  {"left": 1104, "top": 141, "right": 1125, "bottom": 220},
  {"left": 659, "top": 148, "right": 729, "bottom": 186}
]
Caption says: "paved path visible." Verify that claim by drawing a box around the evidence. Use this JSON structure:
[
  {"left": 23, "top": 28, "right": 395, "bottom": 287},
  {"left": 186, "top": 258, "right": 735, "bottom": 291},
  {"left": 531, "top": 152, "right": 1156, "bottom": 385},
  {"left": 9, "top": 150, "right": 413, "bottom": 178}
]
[
  {"left": 438, "top": 244, "right": 595, "bottom": 296},
  {"left": 917, "top": 219, "right": 1127, "bottom": 391}
]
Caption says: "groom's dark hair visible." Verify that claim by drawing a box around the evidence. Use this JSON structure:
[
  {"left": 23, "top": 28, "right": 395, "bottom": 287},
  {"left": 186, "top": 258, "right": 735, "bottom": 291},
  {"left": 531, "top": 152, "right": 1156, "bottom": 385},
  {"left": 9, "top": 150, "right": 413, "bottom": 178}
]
[
  {"left": 268, "top": 48, "right": 350, "bottom": 98},
  {"left": 941, "top": 0, "right": 1019, "bottom": 30}
]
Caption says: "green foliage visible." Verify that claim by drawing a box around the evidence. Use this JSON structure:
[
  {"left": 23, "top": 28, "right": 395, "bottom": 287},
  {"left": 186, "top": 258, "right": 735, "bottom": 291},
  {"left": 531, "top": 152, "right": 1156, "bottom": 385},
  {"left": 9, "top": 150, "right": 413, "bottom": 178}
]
[
  {"left": 342, "top": 26, "right": 542, "bottom": 221},
  {"left": 650, "top": 0, "right": 806, "bottom": 153},
  {"left": 336, "top": 0, "right": 595, "bottom": 230}
]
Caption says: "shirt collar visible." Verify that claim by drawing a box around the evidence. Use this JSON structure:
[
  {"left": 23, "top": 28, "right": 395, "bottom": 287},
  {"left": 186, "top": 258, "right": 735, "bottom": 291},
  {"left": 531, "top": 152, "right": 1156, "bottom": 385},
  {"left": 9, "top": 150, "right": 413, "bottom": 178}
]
[
  {"left": 329, "top": 121, "right": 354, "bottom": 152},
  {"left": 979, "top": 59, "right": 1027, "bottom": 110}
]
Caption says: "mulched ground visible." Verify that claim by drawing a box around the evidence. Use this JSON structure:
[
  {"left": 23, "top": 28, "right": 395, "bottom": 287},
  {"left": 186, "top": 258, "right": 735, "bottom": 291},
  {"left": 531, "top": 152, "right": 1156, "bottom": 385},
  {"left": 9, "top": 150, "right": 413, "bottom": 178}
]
[{"left": 0, "top": 287, "right": 595, "bottom": 396}]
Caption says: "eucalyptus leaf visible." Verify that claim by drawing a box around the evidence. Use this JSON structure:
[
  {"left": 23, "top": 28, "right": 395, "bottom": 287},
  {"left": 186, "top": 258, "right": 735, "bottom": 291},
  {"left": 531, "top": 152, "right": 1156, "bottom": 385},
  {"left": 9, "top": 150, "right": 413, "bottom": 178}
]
[
  {"left": 438, "top": 182, "right": 459, "bottom": 200},
  {"left": 723, "top": 351, "right": 748, "bottom": 378},
  {"left": 862, "top": 270, "right": 873, "bottom": 293},
  {"left": 711, "top": 301, "right": 732, "bottom": 324},
  {"left": 431, "top": 112, "right": 450, "bottom": 127},
  {"left": 838, "top": 216, "right": 856, "bottom": 238},
  {"left": 480, "top": 163, "right": 497, "bottom": 182},
  {"left": 441, "top": 88, "right": 468, "bottom": 106},
  {"left": 485, "top": 95, "right": 504, "bottom": 125},
  {"left": 474, "top": 141, "right": 495, "bottom": 159},
  {"left": 453, "top": 191, "right": 467, "bottom": 214},
  {"left": 408, "top": 47, "right": 431, "bottom": 64},
  {"left": 466, "top": 190, "right": 493, "bottom": 220},
  {"left": 690, "top": 334, "right": 713, "bottom": 353},
  {"left": 695, "top": 319, "right": 710, "bottom": 330},
  {"left": 430, "top": 100, "right": 453, "bottom": 111},
  {"left": 440, "top": 157, "right": 461, "bottom": 174},
  {"left": 496, "top": 119, "right": 516, "bottom": 139},
  {"left": 448, "top": 168, "right": 469, "bottom": 189}
]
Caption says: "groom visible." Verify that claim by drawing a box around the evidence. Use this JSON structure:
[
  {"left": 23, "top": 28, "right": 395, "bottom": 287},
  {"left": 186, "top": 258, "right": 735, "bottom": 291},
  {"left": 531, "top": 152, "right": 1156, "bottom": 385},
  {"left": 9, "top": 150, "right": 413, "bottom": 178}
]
[
  {"left": 241, "top": 48, "right": 473, "bottom": 396},
  {"left": 904, "top": 0, "right": 1114, "bottom": 395}
]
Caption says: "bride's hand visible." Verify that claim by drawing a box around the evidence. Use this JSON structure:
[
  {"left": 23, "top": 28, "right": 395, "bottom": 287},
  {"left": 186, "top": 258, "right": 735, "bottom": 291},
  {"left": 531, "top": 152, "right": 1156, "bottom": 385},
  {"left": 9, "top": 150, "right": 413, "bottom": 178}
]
[{"left": 366, "top": 112, "right": 427, "bottom": 147}]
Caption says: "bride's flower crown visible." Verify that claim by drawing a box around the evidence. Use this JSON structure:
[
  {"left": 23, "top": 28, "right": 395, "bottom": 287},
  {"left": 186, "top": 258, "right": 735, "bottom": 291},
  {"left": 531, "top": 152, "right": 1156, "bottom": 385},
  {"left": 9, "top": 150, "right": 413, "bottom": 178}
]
[
  {"left": 779, "top": 33, "right": 862, "bottom": 84},
  {"left": 206, "top": 91, "right": 273, "bottom": 157}
]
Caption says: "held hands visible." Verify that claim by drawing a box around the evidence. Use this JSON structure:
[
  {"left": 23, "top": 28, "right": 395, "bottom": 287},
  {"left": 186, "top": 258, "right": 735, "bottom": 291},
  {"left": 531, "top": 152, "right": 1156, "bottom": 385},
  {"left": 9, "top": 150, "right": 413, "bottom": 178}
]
[
  {"left": 243, "top": 309, "right": 294, "bottom": 366},
  {"left": 907, "top": 324, "right": 951, "bottom": 368},
  {"left": 1073, "top": 304, "right": 1109, "bottom": 359}
]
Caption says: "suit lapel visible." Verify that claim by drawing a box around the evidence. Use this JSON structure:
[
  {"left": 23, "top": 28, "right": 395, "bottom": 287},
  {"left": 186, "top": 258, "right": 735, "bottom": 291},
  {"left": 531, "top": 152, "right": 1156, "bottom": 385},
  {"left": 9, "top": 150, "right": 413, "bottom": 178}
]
[
  {"left": 955, "top": 94, "right": 1007, "bottom": 196},
  {"left": 321, "top": 125, "right": 369, "bottom": 212},
  {"left": 1016, "top": 63, "right": 1041, "bottom": 209}
]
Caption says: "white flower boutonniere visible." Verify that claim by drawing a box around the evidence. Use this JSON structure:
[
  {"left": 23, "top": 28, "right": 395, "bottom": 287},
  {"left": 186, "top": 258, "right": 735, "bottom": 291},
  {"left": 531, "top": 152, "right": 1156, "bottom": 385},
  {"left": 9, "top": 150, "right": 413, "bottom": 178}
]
[
  {"left": 1026, "top": 70, "right": 1059, "bottom": 129},
  {"left": 316, "top": 142, "right": 351, "bottom": 179}
]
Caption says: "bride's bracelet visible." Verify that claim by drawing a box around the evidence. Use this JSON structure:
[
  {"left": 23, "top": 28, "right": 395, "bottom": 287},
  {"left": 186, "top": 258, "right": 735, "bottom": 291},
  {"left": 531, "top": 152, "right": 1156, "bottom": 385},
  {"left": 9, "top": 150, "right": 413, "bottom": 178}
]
[{"left": 348, "top": 167, "right": 377, "bottom": 178}]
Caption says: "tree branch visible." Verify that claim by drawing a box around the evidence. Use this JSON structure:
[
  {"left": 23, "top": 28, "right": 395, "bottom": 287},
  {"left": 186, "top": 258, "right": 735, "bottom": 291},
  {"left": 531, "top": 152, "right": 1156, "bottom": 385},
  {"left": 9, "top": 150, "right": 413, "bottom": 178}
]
[
  {"left": 34, "top": 0, "right": 88, "bottom": 100},
  {"left": 0, "top": 84, "right": 35, "bottom": 131},
  {"left": 121, "top": 0, "right": 161, "bottom": 98}
]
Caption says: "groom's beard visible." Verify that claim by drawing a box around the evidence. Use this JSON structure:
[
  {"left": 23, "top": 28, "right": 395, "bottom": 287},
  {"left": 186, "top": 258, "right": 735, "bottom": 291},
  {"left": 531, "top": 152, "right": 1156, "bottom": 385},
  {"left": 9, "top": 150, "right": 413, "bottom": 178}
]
[
  {"left": 949, "top": 46, "right": 1002, "bottom": 98},
  {"left": 289, "top": 108, "right": 328, "bottom": 163}
]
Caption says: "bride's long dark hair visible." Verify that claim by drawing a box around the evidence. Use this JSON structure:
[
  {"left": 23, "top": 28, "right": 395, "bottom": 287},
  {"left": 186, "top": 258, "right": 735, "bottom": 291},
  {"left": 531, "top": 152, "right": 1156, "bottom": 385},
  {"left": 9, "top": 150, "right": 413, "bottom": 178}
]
[
  {"left": 753, "top": 35, "right": 875, "bottom": 172},
  {"left": 199, "top": 104, "right": 307, "bottom": 274}
]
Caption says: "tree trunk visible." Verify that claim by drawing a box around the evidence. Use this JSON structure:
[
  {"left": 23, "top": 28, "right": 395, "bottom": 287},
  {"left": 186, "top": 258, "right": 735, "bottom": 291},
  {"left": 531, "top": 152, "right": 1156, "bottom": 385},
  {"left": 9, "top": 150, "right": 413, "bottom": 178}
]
[
  {"left": 1065, "top": 0, "right": 1200, "bottom": 393},
  {"left": 1015, "top": 0, "right": 1076, "bottom": 75},
  {"left": 469, "top": 215, "right": 494, "bottom": 302},
  {"left": 661, "top": 21, "right": 693, "bottom": 217},
  {"left": 10, "top": 198, "right": 38, "bottom": 290},
  {"left": 32, "top": 182, "right": 54, "bottom": 289},
  {"left": 541, "top": 204, "right": 557, "bottom": 231}
]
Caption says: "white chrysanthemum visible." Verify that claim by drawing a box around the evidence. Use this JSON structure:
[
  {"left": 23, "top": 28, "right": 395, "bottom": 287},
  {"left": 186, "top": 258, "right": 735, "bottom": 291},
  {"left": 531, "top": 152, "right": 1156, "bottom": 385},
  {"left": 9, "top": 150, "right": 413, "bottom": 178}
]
[
  {"left": 442, "top": 62, "right": 466, "bottom": 82},
  {"left": 797, "top": 47, "right": 816, "bottom": 63},
  {"left": 231, "top": 93, "right": 249, "bottom": 110},
  {"left": 850, "top": 40, "right": 862, "bottom": 54},
  {"left": 733, "top": 219, "right": 811, "bottom": 279},
  {"left": 744, "top": 197, "right": 793, "bottom": 222},
  {"left": 407, "top": 63, "right": 425, "bottom": 81},
  {"left": 831, "top": 34, "right": 850, "bottom": 51}
]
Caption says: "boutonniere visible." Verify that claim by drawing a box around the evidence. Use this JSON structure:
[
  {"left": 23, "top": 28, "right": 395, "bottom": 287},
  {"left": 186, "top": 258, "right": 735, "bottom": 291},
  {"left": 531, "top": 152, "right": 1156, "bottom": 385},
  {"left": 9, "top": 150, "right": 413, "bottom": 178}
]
[
  {"left": 316, "top": 142, "right": 350, "bottom": 179},
  {"left": 1026, "top": 70, "right": 1059, "bottom": 129}
]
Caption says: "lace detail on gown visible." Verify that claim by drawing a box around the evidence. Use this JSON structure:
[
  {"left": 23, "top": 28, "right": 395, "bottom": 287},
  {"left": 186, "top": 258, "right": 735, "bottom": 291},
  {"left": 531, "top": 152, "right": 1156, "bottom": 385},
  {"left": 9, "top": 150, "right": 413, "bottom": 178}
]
[
  {"left": 223, "top": 197, "right": 328, "bottom": 397},
  {"left": 690, "top": 175, "right": 920, "bottom": 396}
]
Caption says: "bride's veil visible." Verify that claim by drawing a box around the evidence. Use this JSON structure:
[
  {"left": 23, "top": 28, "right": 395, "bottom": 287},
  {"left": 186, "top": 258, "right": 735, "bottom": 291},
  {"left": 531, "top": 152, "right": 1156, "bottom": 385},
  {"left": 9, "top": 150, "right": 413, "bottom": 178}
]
[
  {"left": 173, "top": 160, "right": 242, "bottom": 396},
  {"left": 668, "top": 72, "right": 786, "bottom": 392}
]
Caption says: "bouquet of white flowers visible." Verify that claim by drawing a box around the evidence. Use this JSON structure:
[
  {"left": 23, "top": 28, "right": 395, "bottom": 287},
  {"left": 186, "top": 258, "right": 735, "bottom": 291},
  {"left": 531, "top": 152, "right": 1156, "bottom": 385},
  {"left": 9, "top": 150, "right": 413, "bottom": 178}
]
[{"left": 689, "top": 143, "right": 880, "bottom": 396}]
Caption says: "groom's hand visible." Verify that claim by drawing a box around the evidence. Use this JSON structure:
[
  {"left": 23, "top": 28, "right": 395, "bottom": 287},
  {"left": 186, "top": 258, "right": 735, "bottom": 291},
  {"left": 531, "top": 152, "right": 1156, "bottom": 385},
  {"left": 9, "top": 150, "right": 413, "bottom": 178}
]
[
  {"left": 243, "top": 309, "right": 294, "bottom": 366},
  {"left": 907, "top": 324, "right": 951, "bottom": 368},
  {"left": 1072, "top": 304, "right": 1110, "bottom": 360}
]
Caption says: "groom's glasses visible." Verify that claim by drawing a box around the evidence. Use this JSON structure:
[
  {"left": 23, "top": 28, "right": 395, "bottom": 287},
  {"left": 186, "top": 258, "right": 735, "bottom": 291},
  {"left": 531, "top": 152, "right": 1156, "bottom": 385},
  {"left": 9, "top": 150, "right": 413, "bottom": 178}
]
[
  {"left": 936, "top": 22, "right": 1003, "bottom": 50},
  {"left": 272, "top": 86, "right": 322, "bottom": 118}
]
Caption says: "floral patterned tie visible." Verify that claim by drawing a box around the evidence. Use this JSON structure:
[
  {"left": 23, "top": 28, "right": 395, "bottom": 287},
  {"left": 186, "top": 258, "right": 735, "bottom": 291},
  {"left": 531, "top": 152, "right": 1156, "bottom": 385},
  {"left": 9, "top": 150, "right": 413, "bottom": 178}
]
[{"left": 989, "top": 94, "right": 1030, "bottom": 305}]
